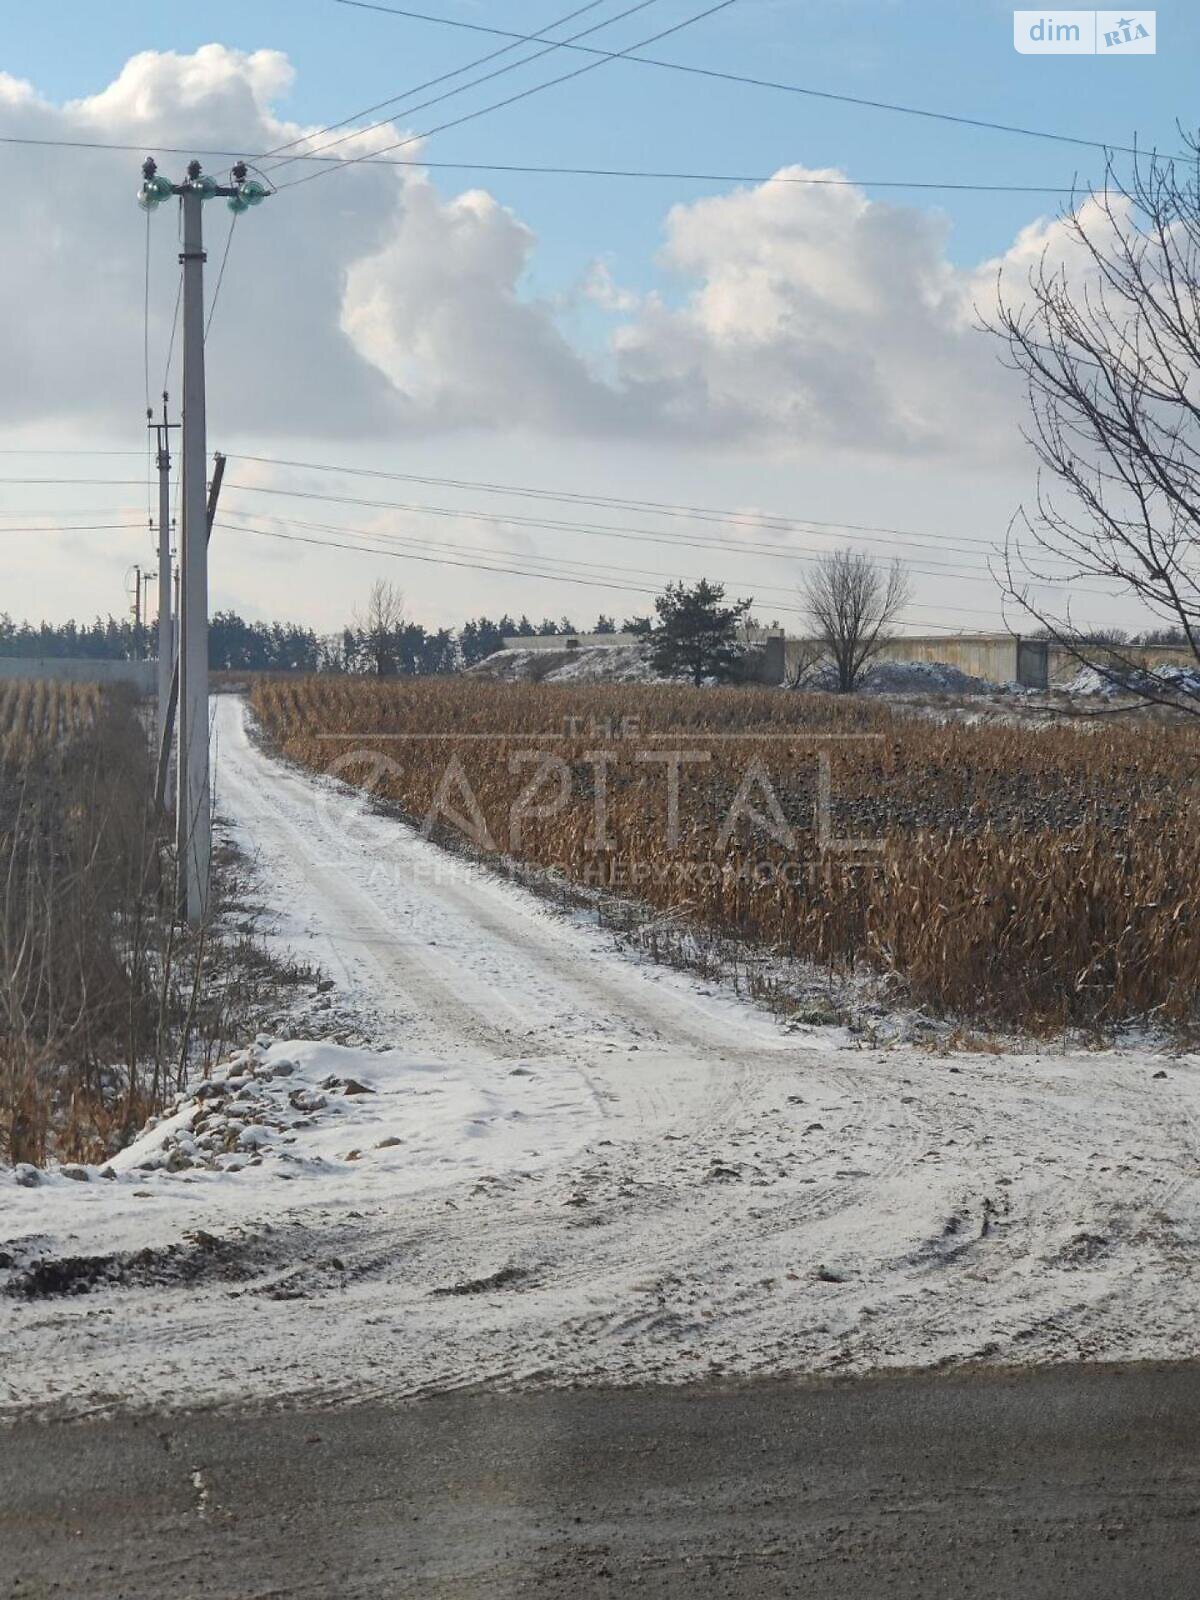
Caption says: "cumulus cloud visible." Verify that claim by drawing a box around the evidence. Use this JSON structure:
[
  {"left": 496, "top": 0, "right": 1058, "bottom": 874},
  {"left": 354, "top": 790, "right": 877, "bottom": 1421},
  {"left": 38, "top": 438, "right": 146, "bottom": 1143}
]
[
  {"left": 341, "top": 183, "right": 619, "bottom": 433},
  {"left": 0, "top": 46, "right": 402, "bottom": 436},
  {"left": 344, "top": 160, "right": 1034, "bottom": 458},
  {"left": 608, "top": 169, "right": 1026, "bottom": 457},
  {"left": 1, "top": 50, "right": 1045, "bottom": 460}
]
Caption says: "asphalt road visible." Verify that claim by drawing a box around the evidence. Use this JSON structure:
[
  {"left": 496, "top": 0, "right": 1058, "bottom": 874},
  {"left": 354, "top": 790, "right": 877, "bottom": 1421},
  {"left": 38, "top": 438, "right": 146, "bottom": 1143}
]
[{"left": 3, "top": 1364, "right": 1200, "bottom": 1599}]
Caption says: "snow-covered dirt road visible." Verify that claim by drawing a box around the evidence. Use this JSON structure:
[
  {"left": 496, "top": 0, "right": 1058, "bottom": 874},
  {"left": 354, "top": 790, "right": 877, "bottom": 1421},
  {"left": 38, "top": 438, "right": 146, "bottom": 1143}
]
[{"left": 3, "top": 694, "right": 1200, "bottom": 1418}]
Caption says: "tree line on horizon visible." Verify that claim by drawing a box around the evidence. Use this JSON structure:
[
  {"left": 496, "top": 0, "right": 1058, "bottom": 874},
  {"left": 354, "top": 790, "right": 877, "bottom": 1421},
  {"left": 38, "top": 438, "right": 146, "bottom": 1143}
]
[{"left": 0, "top": 606, "right": 652, "bottom": 675}]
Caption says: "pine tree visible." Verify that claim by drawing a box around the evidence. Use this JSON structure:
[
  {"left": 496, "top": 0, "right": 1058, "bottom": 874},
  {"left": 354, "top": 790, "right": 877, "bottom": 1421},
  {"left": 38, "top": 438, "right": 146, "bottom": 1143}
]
[{"left": 648, "top": 580, "right": 752, "bottom": 687}]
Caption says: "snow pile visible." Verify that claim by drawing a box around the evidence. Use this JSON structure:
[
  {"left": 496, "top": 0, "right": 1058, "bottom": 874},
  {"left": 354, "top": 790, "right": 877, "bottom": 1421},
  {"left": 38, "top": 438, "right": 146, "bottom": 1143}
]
[
  {"left": 1066, "top": 662, "right": 1200, "bottom": 699},
  {"left": 470, "top": 644, "right": 659, "bottom": 684},
  {"left": 800, "top": 658, "right": 999, "bottom": 696},
  {"left": 0, "top": 1035, "right": 587, "bottom": 1214},
  {"left": 107, "top": 1039, "right": 382, "bottom": 1180}
]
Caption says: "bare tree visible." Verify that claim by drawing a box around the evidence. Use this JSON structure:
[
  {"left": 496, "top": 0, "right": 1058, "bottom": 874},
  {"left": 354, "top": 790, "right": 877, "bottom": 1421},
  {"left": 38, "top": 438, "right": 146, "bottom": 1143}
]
[
  {"left": 983, "top": 142, "right": 1200, "bottom": 714},
  {"left": 801, "top": 549, "right": 911, "bottom": 692},
  {"left": 357, "top": 580, "right": 407, "bottom": 677}
]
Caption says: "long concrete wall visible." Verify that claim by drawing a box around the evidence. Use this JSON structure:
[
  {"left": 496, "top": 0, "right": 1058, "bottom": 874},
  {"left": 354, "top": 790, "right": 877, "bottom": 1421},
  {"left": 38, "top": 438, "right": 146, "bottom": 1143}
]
[
  {"left": 0, "top": 657, "right": 155, "bottom": 691},
  {"left": 502, "top": 632, "right": 1197, "bottom": 691},
  {"left": 783, "top": 634, "right": 1026, "bottom": 686}
]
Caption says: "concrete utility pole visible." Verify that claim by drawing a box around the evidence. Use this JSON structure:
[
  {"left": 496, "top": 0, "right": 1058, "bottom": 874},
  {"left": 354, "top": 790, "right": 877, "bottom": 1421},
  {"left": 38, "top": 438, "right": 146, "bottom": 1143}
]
[
  {"left": 149, "top": 396, "right": 178, "bottom": 763},
  {"left": 153, "top": 457, "right": 226, "bottom": 818},
  {"left": 178, "top": 165, "right": 210, "bottom": 927},
  {"left": 139, "top": 155, "right": 269, "bottom": 925}
]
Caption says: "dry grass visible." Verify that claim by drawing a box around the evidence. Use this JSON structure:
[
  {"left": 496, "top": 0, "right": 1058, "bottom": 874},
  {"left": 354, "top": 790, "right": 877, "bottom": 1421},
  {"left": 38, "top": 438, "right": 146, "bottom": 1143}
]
[
  {"left": 0, "top": 681, "right": 308, "bottom": 1168},
  {"left": 252, "top": 677, "right": 1200, "bottom": 1034}
]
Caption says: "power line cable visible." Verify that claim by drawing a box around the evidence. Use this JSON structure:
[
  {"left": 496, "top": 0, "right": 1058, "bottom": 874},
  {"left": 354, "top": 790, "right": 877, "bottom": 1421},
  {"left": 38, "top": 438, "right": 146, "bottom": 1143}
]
[
  {"left": 220, "top": 504, "right": 1024, "bottom": 617},
  {"left": 333, "top": 0, "right": 1163, "bottom": 161},
  {"left": 0, "top": 131, "right": 1094, "bottom": 193},
  {"left": 0, "top": 132, "right": 1087, "bottom": 193},
  {"left": 226, "top": 452, "right": 1005, "bottom": 550},
  {"left": 0, "top": 503, "right": 150, "bottom": 514},
  {"left": 222, "top": 512, "right": 1113, "bottom": 627},
  {"left": 0, "top": 522, "right": 149, "bottom": 533},
  {"left": 205, "top": 211, "right": 239, "bottom": 341},
  {"left": 162, "top": 269, "right": 183, "bottom": 395},
  {"left": 272, "top": 159, "right": 1081, "bottom": 194},
  {"left": 222, "top": 481, "right": 1010, "bottom": 581},
  {"left": 266, "top": 0, "right": 671, "bottom": 177},
  {"left": 275, "top": 0, "right": 741, "bottom": 193},
  {"left": 221, "top": 491, "right": 1105, "bottom": 602},
  {"left": 223, "top": 517, "right": 656, "bottom": 599},
  {"left": 261, "top": 0, "right": 622, "bottom": 169}
]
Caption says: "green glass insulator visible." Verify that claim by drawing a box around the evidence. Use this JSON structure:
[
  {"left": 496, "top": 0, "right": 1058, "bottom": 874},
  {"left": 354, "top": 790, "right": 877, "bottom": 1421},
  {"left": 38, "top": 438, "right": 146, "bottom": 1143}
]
[{"left": 137, "top": 173, "right": 175, "bottom": 210}]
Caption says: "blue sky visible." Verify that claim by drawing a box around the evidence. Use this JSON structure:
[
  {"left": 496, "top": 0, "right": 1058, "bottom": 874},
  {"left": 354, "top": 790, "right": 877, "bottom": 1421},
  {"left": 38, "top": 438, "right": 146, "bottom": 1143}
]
[
  {"left": 8, "top": 1, "right": 1192, "bottom": 278},
  {"left": 1, "top": 2, "right": 1195, "bottom": 632}
]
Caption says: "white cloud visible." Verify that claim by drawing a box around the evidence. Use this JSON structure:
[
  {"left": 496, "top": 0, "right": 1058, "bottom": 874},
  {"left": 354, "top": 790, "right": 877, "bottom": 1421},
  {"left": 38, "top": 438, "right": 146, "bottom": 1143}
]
[
  {"left": 341, "top": 183, "right": 620, "bottom": 433},
  {"left": 1, "top": 51, "right": 1042, "bottom": 462},
  {"left": 343, "top": 161, "right": 1032, "bottom": 459},
  {"left": 0, "top": 46, "right": 401, "bottom": 437},
  {"left": 609, "top": 169, "right": 1026, "bottom": 457}
]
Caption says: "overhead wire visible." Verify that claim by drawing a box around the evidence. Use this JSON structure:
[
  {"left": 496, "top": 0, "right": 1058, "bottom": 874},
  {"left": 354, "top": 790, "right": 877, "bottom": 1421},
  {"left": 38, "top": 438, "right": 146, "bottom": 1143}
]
[
  {"left": 220, "top": 515, "right": 1107, "bottom": 633},
  {"left": 218, "top": 491, "right": 1110, "bottom": 604},
  {"left": 265, "top": 0, "right": 672, "bottom": 178},
  {"left": 218, "top": 504, "right": 1019, "bottom": 619},
  {"left": 0, "top": 132, "right": 1091, "bottom": 193},
  {"left": 205, "top": 211, "right": 239, "bottom": 341},
  {"left": 0, "top": 522, "right": 151, "bottom": 533},
  {"left": 162, "top": 270, "right": 183, "bottom": 394},
  {"left": 332, "top": 0, "right": 1166, "bottom": 161},
  {"left": 274, "top": 0, "right": 742, "bottom": 193},
  {"left": 217, "top": 511, "right": 1051, "bottom": 627},
  {"left": 221, "top": 481, "right": 1011, "bottom": 581},
  {"left": 260, "top": 0, "right": 623, "bottom": 170},
  {"left": 225, "top": 453, "right": 1005, "bottom": 551},
  {"left": 262, "top": 160, "right": 1083, "bottom": 194}
]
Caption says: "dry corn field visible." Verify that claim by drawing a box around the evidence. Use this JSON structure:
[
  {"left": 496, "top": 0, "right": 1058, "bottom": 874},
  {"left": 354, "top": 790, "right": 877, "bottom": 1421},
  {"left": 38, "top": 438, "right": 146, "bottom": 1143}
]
[
  {"left": 252, "top": 677, "right": 1200, "bottom": 1032},
  {"left": 0, "top": 678, "right": 101, "bottom": 764}
]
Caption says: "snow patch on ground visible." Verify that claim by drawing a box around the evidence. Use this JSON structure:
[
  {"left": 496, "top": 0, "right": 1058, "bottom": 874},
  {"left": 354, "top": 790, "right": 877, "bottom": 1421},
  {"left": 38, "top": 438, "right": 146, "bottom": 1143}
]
[{"left": 4, "top": 696, "right": 1200, "bottom": 1419}]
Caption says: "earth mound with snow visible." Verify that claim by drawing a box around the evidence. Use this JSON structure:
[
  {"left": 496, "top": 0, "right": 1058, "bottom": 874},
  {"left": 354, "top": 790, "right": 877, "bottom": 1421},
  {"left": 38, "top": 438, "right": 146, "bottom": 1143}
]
[
  {"left": 801, "top": 658, "right": 1001, "bottom": 696},
  {"left": 469, "top": 643, "right": 659, "bottom": 684}
]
